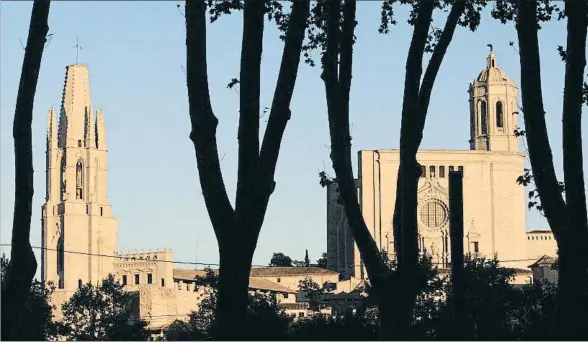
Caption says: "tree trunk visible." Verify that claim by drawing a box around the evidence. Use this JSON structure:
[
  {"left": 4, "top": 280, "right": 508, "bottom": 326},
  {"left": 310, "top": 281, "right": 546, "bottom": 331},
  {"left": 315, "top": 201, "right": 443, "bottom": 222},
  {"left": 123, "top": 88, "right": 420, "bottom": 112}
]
[
  {"left": 516, "top": 0, "right": 588, "bottom": 339},
  {"left": 186, "top": 1, "right": 310, "bottom": 338},
  {"left": 555, "top": 0, "right": 588, "bottom": 339},
  {"left": 3, "top": 1, "right": 50, "bottom": 340},
  {"left": 213, "top": 240, "right": 255, "bottom": 340}
]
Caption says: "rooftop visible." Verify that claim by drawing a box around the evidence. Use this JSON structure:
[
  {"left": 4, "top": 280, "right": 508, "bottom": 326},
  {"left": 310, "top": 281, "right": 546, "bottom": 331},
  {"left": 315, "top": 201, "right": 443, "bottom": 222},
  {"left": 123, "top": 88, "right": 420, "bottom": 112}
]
[
  {"left": 250, "top": 266, "right": 339, "bottom": 277},
  {"left": 172, "top": 268, "right": 297, "bottom": 293}
]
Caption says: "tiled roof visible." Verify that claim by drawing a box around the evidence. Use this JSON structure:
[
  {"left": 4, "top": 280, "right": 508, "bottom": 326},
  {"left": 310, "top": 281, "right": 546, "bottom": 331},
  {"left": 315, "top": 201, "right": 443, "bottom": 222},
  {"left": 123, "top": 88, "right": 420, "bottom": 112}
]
[
  {"left": 527, "top": 229, "right": 553, "bottom": 234},
  {"left": 249, "top": 277, "right": 297, "bottom": 293},
  {"left": 172, "top": 268, "right": 296, "bottom": 294},
  {"left": 528, "top": 255, "right": 556, "bottom": 268},
  {"left": 250, "top": 267, "right": 338, "bottom": 277},
  {"left": 173, "top": 268, "right": 209, "bottom": 281},
  {"left": 280, "top": 302, "right": 310, "bottom": 310}
]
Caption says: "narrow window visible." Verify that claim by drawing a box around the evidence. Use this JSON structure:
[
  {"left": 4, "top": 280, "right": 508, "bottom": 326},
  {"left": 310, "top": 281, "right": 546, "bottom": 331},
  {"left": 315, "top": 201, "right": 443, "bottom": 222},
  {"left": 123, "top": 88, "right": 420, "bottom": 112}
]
[
  {"left": 161, "top": 278, "right": 165, "bottom": 287},
  {"left": 473, "top": 241, "right": 479, "bottom": 254},
  {"left": 77, "top": 140, "right": 82, "bottom": 147},
  {"left": 277, "top": 278, "right": 281, "bottom": 283},
  {"left": 449, "top": 166, "right": 455, "bottom": 173},
  {"left": 135, "top": 274, "right": 140, "bottom": 285},
  {"left": 491, "top": 60, "right": 495, "bottom": 68},
  {"left": 147, "top": 273, "right": 153, "bottom": 284},
  {"left": 299, "top": 312, "right": 305, "bottom": 318},
  {"left": 78, "top": 279, "right": 83, "bottom": 289},
  {"left": 429, "top": 166, "right": 436, "bottom": 178},
  {"left": 420, "top": 165, "right": 426, "bottom": 178},
  {"left": 496, "top": 101, "right": 504, "bottom": 128},
  {"left": 458, "top": 166, "right": 464, "bottom": 175},
  {"left": 76, "top": 160, "right": 84, "bottom": 200},
  {"left": 86, "top": 205, "right": 89, "bottom": 215},
  {"left": 58, "top": 279, "right": 64, "bottom": 289},
  {"left": 439, "top": 166, "right": 446, "bottom": 178},
  {"left": 480, "top": 100, "right": 488, "bottom": 135},
  {"left": 100, "top": 207, "right": 104, "bottom": 216},
  {"left": 122, "top": 275, "right": 128, "bottom": 286},
  {"left": 284, "top": 293, "right": 289, "bottom": 299}
]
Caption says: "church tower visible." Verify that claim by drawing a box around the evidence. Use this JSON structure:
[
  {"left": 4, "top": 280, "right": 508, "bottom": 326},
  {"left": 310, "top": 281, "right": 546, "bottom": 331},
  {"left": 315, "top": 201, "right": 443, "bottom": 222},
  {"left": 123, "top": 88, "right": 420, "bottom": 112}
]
[
  {"left": 41, "top": 64, "right": 118, "bottom": 294},
  {"left": 469, "top": 47, "right": 520, "bottom": 152}
]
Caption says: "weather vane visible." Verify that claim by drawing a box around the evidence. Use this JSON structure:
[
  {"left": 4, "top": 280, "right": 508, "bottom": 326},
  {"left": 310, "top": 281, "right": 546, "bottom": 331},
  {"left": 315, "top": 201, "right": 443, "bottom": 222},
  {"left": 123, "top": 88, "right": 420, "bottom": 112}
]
[
  {"left": 72, "top": 36, "right": 83, "bottom": 64},
  {"left": 486, "top": 43, "right": 494, "bottom": 53}
]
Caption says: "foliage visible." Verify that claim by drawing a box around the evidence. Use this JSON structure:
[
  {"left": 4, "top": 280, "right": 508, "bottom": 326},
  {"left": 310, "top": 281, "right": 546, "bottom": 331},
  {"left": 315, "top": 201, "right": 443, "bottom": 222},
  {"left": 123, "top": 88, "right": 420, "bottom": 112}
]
[
  {"left": 1, "top": 254, "right": 59, "bottom": 341},
  {"left": 287, "top": 312, "right": 378, "bottom": 341},
  {"left": 59, "top": 274, "right": 149, "bottom": 341},
  {"left": 316, "top": 252, "right": 328, "bottom": 268},
  {"left": 270, "top": 252, "right": 294, "bottom": 267},
  {"left": 164, "top": 267, "right": 292, "bottom": 340}
]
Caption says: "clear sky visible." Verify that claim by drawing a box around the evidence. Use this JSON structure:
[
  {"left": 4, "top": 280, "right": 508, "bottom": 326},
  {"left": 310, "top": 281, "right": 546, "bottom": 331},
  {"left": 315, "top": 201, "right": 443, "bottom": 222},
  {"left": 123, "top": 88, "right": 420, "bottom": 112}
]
[{"left": 1, "top": 2, "right": 584, "bottom": 278}]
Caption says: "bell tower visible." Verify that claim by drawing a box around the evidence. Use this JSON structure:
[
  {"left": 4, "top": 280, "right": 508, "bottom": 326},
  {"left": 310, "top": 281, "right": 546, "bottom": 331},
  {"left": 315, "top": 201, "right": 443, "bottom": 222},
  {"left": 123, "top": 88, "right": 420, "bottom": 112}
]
[
  {"left": 41, "top": 64, "right": 118, "bottom": 295},
  {"left": 469, "top": 46, "right": 520, "bottom": 152}
]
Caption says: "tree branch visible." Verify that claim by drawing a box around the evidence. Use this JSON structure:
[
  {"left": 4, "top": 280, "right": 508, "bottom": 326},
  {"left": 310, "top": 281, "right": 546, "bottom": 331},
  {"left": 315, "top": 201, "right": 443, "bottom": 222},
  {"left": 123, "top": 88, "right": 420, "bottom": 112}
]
[
  {"left": 516, "top": 0, "right": 567, "bottom": 238},
  {"left": 322, "top": 0, "right": 389, "bottom": 290},
  {"left": 252, "top": 0, "right": 311, "bottom": 235},
  {"left": 561, "top": 0, "right": 588, "bottom": 236},
  {"left": 186, "top": 1, "right": 234, "bottom": 241},
  {"left": 235, "top": 0, "right": 265, "bottom": 217},
  {"left": 416, "top": 0, "right": 466, "bottom": 140},
  {"left": 7, "top": 2, "right": 51, "bottom": 339}
]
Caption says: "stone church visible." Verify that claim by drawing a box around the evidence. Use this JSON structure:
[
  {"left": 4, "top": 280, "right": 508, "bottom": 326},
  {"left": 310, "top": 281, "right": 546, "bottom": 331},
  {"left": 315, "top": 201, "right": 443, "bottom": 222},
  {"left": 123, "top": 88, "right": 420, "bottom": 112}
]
[
  {"left": 41, "top": 64, "right": 354, "bottom": 331},
  {"left": 326, "top": 49, "right": 558, "bottom": 279}
]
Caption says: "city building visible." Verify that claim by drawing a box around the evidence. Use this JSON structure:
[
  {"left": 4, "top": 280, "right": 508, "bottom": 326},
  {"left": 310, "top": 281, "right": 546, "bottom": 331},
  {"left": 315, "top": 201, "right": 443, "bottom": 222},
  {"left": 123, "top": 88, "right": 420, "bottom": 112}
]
[
  {"left": 41, "top": 64, "right": 353, "bottom": 330},
  {"left": 326, "top": 48, "right": 558, "bottom": 279}
]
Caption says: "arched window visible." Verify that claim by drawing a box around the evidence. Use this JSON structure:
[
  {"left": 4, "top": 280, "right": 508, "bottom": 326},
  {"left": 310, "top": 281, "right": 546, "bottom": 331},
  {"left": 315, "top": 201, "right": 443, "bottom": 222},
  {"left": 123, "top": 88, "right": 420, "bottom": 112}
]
[
  {"left": 78, "top": 279, "right": 83, "bottom": 289},
  {"left": 496, "top": 101, "right": 504, "bottom": 128},
  {"left": 480, "top": 100, "right": 488, "bottom": 135},
  {"left": 429, "top": 166, "right": 436, "bottom": 178},
  {"left": 420, "top": 165, "right": 426, "bottom": 178},
  {"left": 76, "top": 160, "right": 84, "bottom": 200}
]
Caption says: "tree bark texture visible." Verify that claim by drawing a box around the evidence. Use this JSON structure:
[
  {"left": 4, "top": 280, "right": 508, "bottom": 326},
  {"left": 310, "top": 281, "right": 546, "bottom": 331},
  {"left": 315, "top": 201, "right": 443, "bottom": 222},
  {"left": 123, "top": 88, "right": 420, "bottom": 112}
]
[
  {"left": 3, "top": 1, "right": 50, "bottom": 340},
  {"left": 185, "top": 1, "right": 310, "bottom": 339},
  {"left": 516, "top": 0, "right": 588, "bottom": 339}
]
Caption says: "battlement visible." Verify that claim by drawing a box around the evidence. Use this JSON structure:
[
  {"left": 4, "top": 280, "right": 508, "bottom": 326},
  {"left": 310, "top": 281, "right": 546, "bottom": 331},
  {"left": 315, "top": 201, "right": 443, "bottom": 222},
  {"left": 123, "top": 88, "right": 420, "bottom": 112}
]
[{"left": 114, "top": 249, "right": 173, "bottom": 263}]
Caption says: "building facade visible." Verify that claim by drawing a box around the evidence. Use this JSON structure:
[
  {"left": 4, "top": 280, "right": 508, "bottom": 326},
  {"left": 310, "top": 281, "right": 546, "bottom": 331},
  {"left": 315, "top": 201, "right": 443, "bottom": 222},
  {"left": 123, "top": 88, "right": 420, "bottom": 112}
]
[
  {"left": 41, "top": 64, "right": 357, "bottom": 329},
  {"left": 327, "top": 49, "right": 557, "bottom": 279}
]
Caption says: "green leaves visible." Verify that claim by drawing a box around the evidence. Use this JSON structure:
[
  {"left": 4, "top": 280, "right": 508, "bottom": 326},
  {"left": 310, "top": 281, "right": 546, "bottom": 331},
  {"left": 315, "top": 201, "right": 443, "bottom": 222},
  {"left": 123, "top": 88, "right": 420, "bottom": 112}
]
[{"left": 60, "top": 275, "right": 149, "bottom": 341}]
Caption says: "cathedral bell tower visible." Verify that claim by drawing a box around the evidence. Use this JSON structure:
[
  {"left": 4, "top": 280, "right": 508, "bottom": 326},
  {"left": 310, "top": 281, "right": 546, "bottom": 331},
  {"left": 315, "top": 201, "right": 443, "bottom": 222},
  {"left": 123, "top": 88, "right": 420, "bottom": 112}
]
[
  {"left": 41, "top": 64, "right": 118, "bottom": 294},
  {"left": 469, "top": 46, "right": 520, "bottom": 152}
]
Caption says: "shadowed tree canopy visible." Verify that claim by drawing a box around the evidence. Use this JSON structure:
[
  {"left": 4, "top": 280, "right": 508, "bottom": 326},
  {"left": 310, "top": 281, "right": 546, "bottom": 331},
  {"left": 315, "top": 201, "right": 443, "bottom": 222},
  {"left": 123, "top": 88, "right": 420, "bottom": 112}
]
[
  {"left": 1, "top": 254, "right": 58, "bottom": 341},
  {"left": 270, "top": 252, "right": 294, "bottom": 267},
  {"left": 59, "top": 275, "right": 150, "bottom": 341}
]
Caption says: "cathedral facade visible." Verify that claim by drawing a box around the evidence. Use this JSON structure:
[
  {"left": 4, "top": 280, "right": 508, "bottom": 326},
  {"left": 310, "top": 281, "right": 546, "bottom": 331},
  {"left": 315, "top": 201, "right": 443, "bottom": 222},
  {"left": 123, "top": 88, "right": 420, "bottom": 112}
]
[{"left": 326, "top": 50, "right": 557, "bottom": 279}]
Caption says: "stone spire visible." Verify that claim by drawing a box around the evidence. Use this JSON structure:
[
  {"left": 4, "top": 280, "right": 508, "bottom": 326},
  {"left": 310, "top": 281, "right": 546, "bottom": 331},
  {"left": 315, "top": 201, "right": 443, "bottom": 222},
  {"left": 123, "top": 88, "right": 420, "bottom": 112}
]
[{"left": 58, "top": 64, "right": 92, "bottom": 148}]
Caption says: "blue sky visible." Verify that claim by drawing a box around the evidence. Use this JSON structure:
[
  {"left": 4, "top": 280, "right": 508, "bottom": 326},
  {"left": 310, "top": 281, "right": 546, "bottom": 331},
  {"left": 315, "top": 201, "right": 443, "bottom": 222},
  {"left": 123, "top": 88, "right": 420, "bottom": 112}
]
[{"left": 1, "top": 2, "right": 584, "bottom": 278}]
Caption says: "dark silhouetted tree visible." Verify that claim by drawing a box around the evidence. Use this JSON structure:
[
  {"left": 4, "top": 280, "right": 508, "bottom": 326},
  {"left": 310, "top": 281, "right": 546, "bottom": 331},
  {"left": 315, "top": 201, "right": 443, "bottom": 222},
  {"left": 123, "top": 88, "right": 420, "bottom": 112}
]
[
  {"left": 270, "top": 252, "right": 294, "bottom": 267},
  {"left": 185, "top": 1, "right": 310, "bottom": 338},
  {"left": 317, "top": 0, "right": 486, "bottom": 339},
  {"left": 316, "top": 252, "right": 328, "bottom": 268},
  {"left": 164, "top": 267, "right": 291, "bottom": 340},
  {"left": 1, "top": 254, "right": 58, "bottom": 341},
  {"left": 491, "top": 1, "right": 588, "bottom": 339},
  {"left": 304, "top": 249, "right": 311, "bottom": 267},
  {"left": 59, "top": 275, "right": 149, "bottom": 341},
  {"left": 4, "top": 1, "right": 51, "bottom": 339}
]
